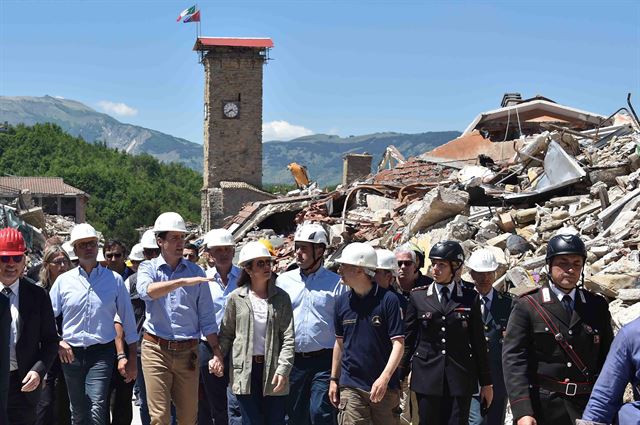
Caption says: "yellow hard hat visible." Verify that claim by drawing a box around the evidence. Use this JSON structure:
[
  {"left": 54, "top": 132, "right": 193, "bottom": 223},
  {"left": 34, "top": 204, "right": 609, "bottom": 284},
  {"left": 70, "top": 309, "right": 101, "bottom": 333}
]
[{"left": 258, "top": 239, "right": 276, "bottom": 256}]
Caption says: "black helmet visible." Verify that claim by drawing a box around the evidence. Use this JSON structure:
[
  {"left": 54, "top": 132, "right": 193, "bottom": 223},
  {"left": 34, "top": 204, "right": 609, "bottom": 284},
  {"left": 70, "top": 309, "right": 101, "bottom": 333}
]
[
  {"left": 546, "top": 234, "right": 587, "bottom": 262},
  {"left": 429, "top": 241, "right": 465, "bottom": 264}
]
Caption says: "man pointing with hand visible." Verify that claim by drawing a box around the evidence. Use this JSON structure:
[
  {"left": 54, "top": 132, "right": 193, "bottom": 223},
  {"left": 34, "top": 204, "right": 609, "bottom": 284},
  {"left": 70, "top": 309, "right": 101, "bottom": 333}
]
[{"left": 137, "top": 212, "right": 223, "bottom": 425}]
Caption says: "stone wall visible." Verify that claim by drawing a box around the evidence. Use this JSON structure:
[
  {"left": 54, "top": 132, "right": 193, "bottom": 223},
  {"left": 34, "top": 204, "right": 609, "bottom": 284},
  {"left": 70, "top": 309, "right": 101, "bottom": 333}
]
[{"left": 201, "top": 182, "right": 275, "bottom": 230}]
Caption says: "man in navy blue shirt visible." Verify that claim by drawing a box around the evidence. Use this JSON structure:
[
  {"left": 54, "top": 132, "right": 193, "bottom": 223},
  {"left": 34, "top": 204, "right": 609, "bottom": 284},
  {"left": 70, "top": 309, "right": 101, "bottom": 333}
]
[{"left": 328, "top": 243, "right": 405, "bottom": 425}]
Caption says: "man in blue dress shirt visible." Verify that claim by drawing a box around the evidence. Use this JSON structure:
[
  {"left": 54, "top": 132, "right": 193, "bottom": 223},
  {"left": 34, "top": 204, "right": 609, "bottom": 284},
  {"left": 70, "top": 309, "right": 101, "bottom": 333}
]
[
  {"left": 277, "top": 223, "right": 346, "bottom": 425},
  {"left": 199, "top": 228, "right": 242, "bottom": 425},
  {"left": 137, "top": 212, "right": 223, "bottom": 425},
  {"left": 50, "top": 223, "right": 138, "bottom": 425}
]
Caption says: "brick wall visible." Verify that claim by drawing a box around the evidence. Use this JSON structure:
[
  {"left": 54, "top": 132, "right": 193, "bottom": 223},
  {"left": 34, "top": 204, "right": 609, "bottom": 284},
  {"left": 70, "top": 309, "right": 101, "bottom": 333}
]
[{"left": 342, "top": 153, "right": 373, "bottom": 186}]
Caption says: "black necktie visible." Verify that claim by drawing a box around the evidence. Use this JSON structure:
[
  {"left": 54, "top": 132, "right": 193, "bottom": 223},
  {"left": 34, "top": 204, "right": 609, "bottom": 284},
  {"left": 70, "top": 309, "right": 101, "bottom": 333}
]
[
  {"left": 1, "top": 287, "right": 11, "bottom": 298},
  {"left": 562, "top": 295, "right": 573, "bottom": 317},
  {"left": 441, "top": 287, "right": 450, "bottom": 305}
]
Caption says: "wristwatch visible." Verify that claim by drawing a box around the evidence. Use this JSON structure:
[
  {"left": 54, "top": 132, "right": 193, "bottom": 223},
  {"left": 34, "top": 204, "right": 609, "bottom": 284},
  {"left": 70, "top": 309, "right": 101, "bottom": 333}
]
[{"left": 329, "top": 376, "right": 339, "bottom": 383}]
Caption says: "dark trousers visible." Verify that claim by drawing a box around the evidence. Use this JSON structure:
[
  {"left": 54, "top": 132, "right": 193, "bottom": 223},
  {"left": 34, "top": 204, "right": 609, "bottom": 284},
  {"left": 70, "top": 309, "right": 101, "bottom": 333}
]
[
  {"left": 415, "top": 381, "right": 471, "bottom": 425},
  {"left": 62, "top": 342, "right": 115, "bottom": 425},
  {"left": 8, "top": 371, "right": 38, "bottom": 425},
  {"left": 109, "top": 359, "right": 135, "bottom": 425},
  {"left": 198, "top": 341, "right": 229, "bottom": 425},
  {"left": 236, "top": 362, "right": 286, "bottom": 425},
  {"left": 469, "top": 395, "right": 506, "bottom": 425},
  {"left": 529, "top": 390, "right": 589, "bottom": 425},
  {"left": 286, "top": 351, "right": 336, "bottom": 425},
  {"left": 36, "top": 358, "right": 71, "bottom": 425}
]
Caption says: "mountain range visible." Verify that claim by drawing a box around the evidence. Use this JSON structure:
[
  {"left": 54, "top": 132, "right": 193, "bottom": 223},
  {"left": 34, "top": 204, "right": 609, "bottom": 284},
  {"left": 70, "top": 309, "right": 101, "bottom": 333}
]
[{"left": 0, "top": 96, "right": 460, "bottom": 185}]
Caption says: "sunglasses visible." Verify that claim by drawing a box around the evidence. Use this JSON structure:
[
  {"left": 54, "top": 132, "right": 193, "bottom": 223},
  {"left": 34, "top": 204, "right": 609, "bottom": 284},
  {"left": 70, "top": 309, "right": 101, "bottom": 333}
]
[
  {"left": 49, "top": 259, "right": 70, "bottom": 266},
  {"left": 254, "top": 259, "right": 273, "bottom": 268},
  {"left": 397, "top": 260, "right": 415, "bottom": 267},
  {"left": 105, "top": 253, "right": 123, "bottom": 259},
  {"left": 76, "top": 241, "right": 98, "bottom": 250},
  {"left": 0, "top": 255, "right": 24, "bottom": 264},
  {"left": 183, "top": 253, "right": 197, "bottom": 259}
]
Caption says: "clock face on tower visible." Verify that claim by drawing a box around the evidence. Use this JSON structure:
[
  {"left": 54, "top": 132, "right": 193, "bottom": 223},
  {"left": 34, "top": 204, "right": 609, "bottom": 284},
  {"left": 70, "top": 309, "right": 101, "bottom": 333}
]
[{"left": 223, "top": 101, "right": 240, "bottom": 119}]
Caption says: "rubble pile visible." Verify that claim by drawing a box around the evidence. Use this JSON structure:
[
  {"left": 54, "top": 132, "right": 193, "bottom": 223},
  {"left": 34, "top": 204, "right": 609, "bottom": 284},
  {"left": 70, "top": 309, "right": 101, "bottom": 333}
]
[{"left": 230, "top": 97, "right": 640, "bottom": 329}]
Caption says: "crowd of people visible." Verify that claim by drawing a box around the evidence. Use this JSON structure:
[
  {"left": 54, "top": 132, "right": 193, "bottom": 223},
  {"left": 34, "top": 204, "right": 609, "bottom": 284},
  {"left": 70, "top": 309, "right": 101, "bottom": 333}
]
[{"left": 0, "top": 211, "right": 638, "bottom": 425}]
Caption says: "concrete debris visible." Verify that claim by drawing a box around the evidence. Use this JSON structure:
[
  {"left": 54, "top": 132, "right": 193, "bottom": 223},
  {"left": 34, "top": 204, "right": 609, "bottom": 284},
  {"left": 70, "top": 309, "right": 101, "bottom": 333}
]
[{"left": 219, "top": 93, "right": 640, "bottom": 326}]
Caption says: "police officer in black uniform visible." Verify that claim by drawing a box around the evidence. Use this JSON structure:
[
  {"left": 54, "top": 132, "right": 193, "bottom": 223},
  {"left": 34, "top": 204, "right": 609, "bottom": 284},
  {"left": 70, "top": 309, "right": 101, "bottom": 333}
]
[
  {"left": 502, "top": 234, "right": 614, "bottom": 425},
  {"left": 403, "top": 241, "right": 493, "bottom": 425}
]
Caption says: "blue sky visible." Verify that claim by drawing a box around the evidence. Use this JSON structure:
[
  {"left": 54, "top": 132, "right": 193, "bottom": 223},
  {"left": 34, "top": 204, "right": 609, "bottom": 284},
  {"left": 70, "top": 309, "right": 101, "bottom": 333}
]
[{"left": 1, "top": 0, "right": 639, "bottom": 143}]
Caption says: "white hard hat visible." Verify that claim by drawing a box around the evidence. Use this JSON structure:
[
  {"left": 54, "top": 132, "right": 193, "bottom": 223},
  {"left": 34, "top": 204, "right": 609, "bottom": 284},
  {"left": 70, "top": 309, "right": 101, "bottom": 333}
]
[
  {"left": 376, "top": 249, "right": 399, "bottom": 276},
  {"left": 129, "top": 243, "right": 145, "bottom": 262},
  {"left": 153, "top": 212, "right": 187, "bottom": 233},
  {"left": 238, "top": 241, "right": 273, "bottom": 266},
  {"left": 466, "top": 248, "right": 499, "bottom": 272},
  {"left": 336, "top": 242, "right": 378, "bottom": 270},
  {"left": 206, "top": 228, "right": 235, "bottom": 248},
  {"left": 294, "top": 223, "right": 328, "bottom": 246},
  {"left": 62, "top": 241, "right": 78, "bottom": 261},
  {"left": 69, "top": 223, "right": 98, "bottom": 246},
  {"left": 96, "top": 249, "right": 106, "bottom": 262},
  {"left": 140, "top": 229, "right": 159, "bottom": 249}
]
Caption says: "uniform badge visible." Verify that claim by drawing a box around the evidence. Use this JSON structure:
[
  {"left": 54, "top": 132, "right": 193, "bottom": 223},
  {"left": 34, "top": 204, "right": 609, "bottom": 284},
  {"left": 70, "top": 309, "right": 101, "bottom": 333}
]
[
  {"left": 594, "top": 335, "right": 600, "bottom": 344},
  {"left": 422, "top": 312, "right": 432, "bottom": 319},
  {"left": 372, "top": 316, "right": 382, "bottom": 326},
  {"left": 542, "top": 287, "right": 551, "bottom": 303},
  {"left": 585, "top": 325, "right": 593, "bottom": 333}
]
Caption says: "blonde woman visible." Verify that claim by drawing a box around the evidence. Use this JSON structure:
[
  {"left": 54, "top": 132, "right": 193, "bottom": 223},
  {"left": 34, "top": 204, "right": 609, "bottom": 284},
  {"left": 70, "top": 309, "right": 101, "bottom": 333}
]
[
  {"left": 36, "top": 245, "right": 72, "bottom": 425},
  {"left": 214, "top": 241, "right": 295, "bottom": 425}
]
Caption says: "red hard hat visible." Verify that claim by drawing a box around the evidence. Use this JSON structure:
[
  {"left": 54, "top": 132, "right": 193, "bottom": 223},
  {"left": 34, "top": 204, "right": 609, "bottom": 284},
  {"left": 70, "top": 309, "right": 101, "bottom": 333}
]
[{"left": 0, "top": 228, "right": 26, "bottom": 255}]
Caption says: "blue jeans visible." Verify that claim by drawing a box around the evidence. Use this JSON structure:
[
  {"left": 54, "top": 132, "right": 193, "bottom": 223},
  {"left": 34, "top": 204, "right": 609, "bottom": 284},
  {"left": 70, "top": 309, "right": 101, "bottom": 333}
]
[
  {"left": 236, "top": 362, "right": 285, "bottom": 425},
  {"left": 62, "top": 341, "right": 115, "bottom": 425},
  {"left": 285, "top": 351, "right": 336, "bottom": 425}
]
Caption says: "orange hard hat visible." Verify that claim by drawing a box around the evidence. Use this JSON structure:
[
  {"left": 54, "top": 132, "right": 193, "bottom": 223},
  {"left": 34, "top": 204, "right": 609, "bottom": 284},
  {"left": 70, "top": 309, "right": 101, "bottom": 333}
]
[{"left": 0, "top": 228, "right": 26, "bottom": 255}]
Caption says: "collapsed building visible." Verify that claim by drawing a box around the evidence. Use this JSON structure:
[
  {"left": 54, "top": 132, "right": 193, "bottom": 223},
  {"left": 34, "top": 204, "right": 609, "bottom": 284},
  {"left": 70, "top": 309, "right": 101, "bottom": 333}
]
[{"left": 228, "top": 93, "right": 640, "bottom": 330}]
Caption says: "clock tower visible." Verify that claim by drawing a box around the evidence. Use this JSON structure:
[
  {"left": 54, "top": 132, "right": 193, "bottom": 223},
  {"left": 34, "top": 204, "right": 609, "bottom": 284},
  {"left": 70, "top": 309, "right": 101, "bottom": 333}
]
[{"left": 194, "top": 37, "right": 275, "bottom": 230}]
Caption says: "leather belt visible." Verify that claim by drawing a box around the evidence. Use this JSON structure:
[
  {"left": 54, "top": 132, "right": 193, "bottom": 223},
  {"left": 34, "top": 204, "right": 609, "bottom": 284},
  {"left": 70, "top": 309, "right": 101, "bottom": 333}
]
[
  {"left": 537, "top": 375, "right": 593, "bottom": 396},
  {"left": 253, "top": 355, "right": 265, "bottom": 364},
  {"left": 295, "top": 348, "right": 332, "bottom": 359},
  {"left": 143, "top": 333, "right": 198, "bottom": 351}
]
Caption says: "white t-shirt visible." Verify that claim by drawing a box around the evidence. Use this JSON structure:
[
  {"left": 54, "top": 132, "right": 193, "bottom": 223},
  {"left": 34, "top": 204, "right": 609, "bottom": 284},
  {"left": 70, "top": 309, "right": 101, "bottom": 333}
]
[{"left": 249, "top": 291, "right": 268, "bottom": 356}]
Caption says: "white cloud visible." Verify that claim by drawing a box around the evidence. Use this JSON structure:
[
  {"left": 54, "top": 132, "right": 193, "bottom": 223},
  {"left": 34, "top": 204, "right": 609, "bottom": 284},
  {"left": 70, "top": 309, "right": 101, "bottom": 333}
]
[
  {"left": 262, "top": 120, "right": 313, "bottom": 142},
  {"left": 97, "top": 100, "right": 138, "bottom": 117}
]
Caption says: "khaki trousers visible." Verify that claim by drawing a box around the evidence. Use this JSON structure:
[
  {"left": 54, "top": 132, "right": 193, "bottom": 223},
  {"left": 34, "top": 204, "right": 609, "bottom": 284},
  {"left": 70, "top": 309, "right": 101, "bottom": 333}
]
[
  {"left": 399, "top": 373, "right": 420, "bottom": 424},
  {"left": 141, "top": 339, "right": 199, "bottom": 425},
  {"left": 338, "top": 386, "right": 401, "bottom": 425}
]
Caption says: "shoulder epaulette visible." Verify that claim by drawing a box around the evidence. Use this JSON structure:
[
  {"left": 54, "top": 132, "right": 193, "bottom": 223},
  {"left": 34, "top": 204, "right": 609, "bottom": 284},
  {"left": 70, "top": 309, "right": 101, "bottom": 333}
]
[
  {"left": 411, "top": 284, "right": 430, "bottom": 292},
  {"left": 496, "top": 291, "right": 514, "bottom": 299}
]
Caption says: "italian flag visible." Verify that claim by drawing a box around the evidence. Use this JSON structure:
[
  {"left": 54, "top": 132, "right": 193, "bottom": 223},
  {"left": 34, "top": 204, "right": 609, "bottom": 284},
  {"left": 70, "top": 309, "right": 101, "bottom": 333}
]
[
  {"left": 183, "top": 10, "right": 201, "bottom": 23},
  {"left": 177, "top": 5, "right": 197, "bottom": 22}
]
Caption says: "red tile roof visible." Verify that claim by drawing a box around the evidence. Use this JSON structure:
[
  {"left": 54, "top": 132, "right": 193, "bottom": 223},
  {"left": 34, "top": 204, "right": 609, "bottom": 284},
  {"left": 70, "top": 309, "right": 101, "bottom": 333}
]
[
  {"left": 194, "top": 37, "right": 274, "bottom": 50},
  {"left": 0, "top": 177, "right": 88, "bottom": 197}
]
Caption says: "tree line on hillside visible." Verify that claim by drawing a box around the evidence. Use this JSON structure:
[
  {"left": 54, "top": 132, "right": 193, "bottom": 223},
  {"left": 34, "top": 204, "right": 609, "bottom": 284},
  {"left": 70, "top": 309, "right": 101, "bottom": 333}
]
[{"left": 0, "top": 123, "right": 201, "bottom": 247}]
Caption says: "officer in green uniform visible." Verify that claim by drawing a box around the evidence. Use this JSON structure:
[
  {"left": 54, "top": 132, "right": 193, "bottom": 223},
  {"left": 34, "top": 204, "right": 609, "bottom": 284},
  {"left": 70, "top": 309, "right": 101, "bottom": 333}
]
[{"left": 502, "top": 234, "right": 614, "bottom": 425}]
